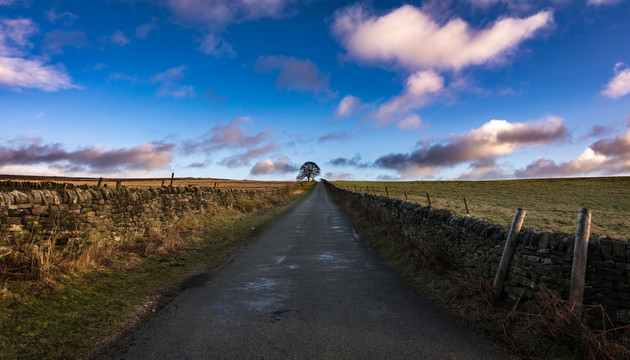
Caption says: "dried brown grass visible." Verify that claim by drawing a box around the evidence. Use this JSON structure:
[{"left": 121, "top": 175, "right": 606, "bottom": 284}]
[{"left": 501, "top": 286, "right": 630, "bottom": 360}]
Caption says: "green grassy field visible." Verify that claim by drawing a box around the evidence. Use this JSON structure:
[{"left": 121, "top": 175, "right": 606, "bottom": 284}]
[{"left": 333, "top": 177, "right": 630, "bottom": 240}]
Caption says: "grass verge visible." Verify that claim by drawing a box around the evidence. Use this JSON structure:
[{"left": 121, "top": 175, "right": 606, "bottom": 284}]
[
  {"left": 331, "top": 193, "right": 630, "bottom": 360},
  {"left": 0, "top": 183, "right": 313, "bottom": 360}
]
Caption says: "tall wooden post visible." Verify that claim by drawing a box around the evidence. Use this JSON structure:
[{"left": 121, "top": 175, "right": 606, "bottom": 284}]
[
  {"left": 464, "top": 197, "right": 470, "bottom": 215},
  {"left": 97, "top": 177, "right": 103, "bottom": 188},
  {"left": 426, "top": 193, "right": 431, "bottom": 207},
  {"left": 569, "top": 208, "right": 592, "bottom": 311},
  {"left": 493, "top": 208, "right": 526, "bottom": 300},
  {"left": 404, "top": 191, "right": 408, "bottom": 201},
  {"left": 170, "top": 172, "right": 174, "bottom": 186},
  {"left": 385, "top": 186, "right": 389, "bottom": 198},
  {"left": 160, "top": 179, "right": 165, "bottom": 187}
]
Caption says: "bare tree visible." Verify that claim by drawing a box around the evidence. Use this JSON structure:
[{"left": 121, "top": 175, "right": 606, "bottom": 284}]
[{"left": 297, "top": 161, "right": 320, "bottom": 182}]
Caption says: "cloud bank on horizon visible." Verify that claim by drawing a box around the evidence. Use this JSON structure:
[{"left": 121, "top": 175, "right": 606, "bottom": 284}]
[{"left": 0, "top": 0, "right": 629, "bottom": 180}]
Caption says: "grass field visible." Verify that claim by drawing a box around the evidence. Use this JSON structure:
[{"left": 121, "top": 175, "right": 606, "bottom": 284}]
[
  {"left": 0, "top": 174, "right": 296, "bottom": 191},
  {"left": 333, "top": 177, "right": 630, "bottom": 240}
]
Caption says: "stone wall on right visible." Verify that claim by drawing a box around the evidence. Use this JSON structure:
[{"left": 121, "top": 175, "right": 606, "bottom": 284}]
[{"left": 324, "top": 181, "right": 630, "bottom": 324}]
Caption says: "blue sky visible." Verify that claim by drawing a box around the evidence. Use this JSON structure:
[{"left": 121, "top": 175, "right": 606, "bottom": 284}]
[{"left": 1, "top": 0, "right": 630, "bottom": 181}]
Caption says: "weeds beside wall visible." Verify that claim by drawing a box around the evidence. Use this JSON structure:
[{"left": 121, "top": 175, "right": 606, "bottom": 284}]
[{"left": 324, "top": 181, "right": 630, "bottom": 325}]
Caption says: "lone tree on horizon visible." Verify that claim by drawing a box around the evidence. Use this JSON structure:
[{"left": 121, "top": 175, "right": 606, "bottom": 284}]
[{"left": 297, "top": 161, "right": 320, "bottom": 182}]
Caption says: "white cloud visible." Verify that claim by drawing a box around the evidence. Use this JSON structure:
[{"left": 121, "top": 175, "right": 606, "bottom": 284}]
[
  {"left": 135, "top": 18, "right": 158, "bottom": 39},
  {"left": 150, "top": 66, "right": 195, "bottom": 98},
  {"left": 336, "top": 95, "right": 362, "bottom": 118},
  {"left": 375, "top": 116, "right": 568, "bottom": 178},
  {"left": 587, "top": 0, "right": 624, "bottom": 5},
  {"left": 331, "top": 4, "right": 553, "bottom": 71},
  {"left": 254, "top": 55, "right": 334, "bottom": 97},
  {"left": 516, "top": 120, "right": 630, "bottom": 177},
  {"left": 0, "top": 18, "right": 38, "bottom": 57},
  {"left": 110, "top": 31, "right": 129, "bottom": 46},
  {"left": 602, "top": 63, "right": 630, "bottom": 99},
  {"left": 250, "top": 157, "right": 297, "bottom": 175},
  {"left": 397, "top": 114, "right": 424, "bottom": 130},
  {"left": 198, "top": 33, "right": 235, "bottom": 57},
  {"left": 164, "top": 0, "right": 307, "bottom": 56},
  {"left": 0, "top": 56, "right": 78, "bottom": 91},
  {"left": 375, "top": 70, "right": 444, "bottom": 124},
  {"left": 0, "top": 17, "right": 78, "bottom": 92},
  {"left": 325, "top": 172, "right": 354, "bottom": 180}
]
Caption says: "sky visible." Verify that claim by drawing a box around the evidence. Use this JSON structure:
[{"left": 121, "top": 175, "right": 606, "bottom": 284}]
[{"left": 1, "top": 0, "right": 630, "bottom": 181}]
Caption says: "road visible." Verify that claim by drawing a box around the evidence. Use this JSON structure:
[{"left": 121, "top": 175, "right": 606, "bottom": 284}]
[{"left": 100, "top": 183, "right": 504, "bottom": 359}]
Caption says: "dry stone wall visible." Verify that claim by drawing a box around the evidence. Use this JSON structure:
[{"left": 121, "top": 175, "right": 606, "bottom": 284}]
[
  {"left": 324, "top": 181, "right": 630, "bottom": 324},
  {"left": 0, "top": 186, "right": 272, "bottom": 248}
]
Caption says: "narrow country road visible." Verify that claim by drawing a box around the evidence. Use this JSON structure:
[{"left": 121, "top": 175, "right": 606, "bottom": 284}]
[{"left": 100, "top": 183, "right": 504, "bottom": 359}]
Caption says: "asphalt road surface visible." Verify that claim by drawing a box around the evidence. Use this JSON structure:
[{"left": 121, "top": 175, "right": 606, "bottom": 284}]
[{"left": 100, "top": 183, "right": 505, "bottom": 359}]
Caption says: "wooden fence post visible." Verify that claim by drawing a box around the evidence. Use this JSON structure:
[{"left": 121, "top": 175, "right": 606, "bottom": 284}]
[
  {"left": 493, "top": 208, "right": 526, "bottom": 300},
  {"left": 372, "top": 186, "right": 376, "bottom": 195},
  {"left": 116, "top": 180, "right": 121, "bottom": 189},
  {"left": 404, "top": 191, "right": 408, "bottom": 201},
  {"left": 464, "top": 197, "right": 470, "bottom": 215},
  {"left": 569, "top": 208, "right": 592, "bottom": 311},
  {"left": 366, "top": 186, "right": 369, "bottom": 194},
  {"left": 355, "top": 185, "right": 357, "bottom": 192},
  {"left": 170, "top": 172, "right": 174, "bottom": 186},
  {"left": 385, "top": 186, "right": 389, "bottom": 198},
  {"left": 426, "top": 193, "right": 431, "bottom": 207},
  {"left": 97, "top": 177, "right": 103, "bottom": 188},
  {"left": 160, "top": 179, "right": 165, "bottom": 187}
]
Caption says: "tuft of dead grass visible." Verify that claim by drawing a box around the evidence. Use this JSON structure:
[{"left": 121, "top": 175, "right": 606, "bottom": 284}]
[{"left": 501, "top": 286, "right": 630, "bottom": 360}]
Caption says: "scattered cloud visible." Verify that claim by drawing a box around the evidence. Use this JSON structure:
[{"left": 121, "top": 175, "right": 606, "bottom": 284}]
[
  {"left": 318, "top": 132, "right": 349, "bottom": 143},
  {"left": 580, "top": 124, "right": 615, "bottom": 140},
  {"left": 219, "top": 143, "right": 276, "bottom": 168},
  {"left": 198, "top": 33, "right": 235, "bottom": 57},
  {"left": 250, "top": 157, "right": 298, "bottom": 175},
  {"left": 455, "top": 158, "right": 510, "bottom": 180},
  {"left": 397, "top": 114, "right": 425, "bottom": 130},
  {"left": 0, "top": 136, "right": 174, "bottom": 172},
  {"left": 587, "top": 0, "right": 624, "bottom": 5},
  {"left": 336, "top": 95, "right": 362, "bottom": 118},
  {"left": 374, "top": 116, "right": 568, "bottom": 178},
  {"left": 150, "top": 65, "right": 195, "bottom": 98},
  {"left": 42, "top": 30, "right": 89, "bottom": 55},
  {"left": 254, "top": 55, "right": 335, "bottom": 97},
  {"left": 0, "top": 56, "right": 78, "bottom": 92},
  {"left": 375, "top": 70, "right": 443, "bottom": 125},
  {"left": 516, "top": 120, "right": 630, "bottom": 178},
  {"left": 0, "top": 17, "right": 38, "bottom": 57},
  {"left": 186, "top": 161, "right": 210, "bottom": 168},
  {"left": 183, "top": 117, "right": 271, "bottom": 154},
  {"left": 324, "top": 172, "right": 354, "bottom": 180},
  {"left": 45, "top": 8, "right": 78, "bottom": 26},
  {"left": 109, "top": 30, "right": 130, "bottom": 46},
  {"left": 602, "top": 62, "right": 630, "bottom": 99},
  {"left": 331, "top": 4, "right": 553, "bottom": 71},
  {"left": 0, "top": 17, "right": 79, "bottom": 91},
  {"left": 181, "top": 117, "right": 276, "bottom": 169},
  {"left": 329, "top": 154, "right": 369, "bottom": 168},
  {"left": 203, "top": 87, "right": 227, "bottom": 103},
  {"left": 135, "top": 17, "right": 158, "bottom": 39},
  {"left": 163, "top": 0, "right": 308, "bottom": 56}
]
